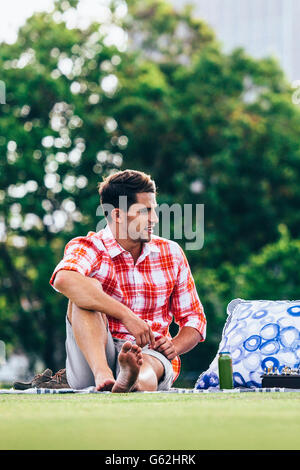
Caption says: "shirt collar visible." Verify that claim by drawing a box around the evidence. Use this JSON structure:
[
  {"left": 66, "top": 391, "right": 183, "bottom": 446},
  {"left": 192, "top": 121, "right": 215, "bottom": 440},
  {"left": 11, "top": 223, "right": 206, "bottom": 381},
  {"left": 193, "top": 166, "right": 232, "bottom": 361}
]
[{"left": 101, "top": 224, "right": 160, "bottom": 260}]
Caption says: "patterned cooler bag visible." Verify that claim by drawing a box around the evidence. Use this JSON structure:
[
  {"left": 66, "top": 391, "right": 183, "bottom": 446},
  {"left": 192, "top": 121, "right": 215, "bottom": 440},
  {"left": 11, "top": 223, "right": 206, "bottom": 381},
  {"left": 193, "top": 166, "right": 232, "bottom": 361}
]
[{"left": 195, "top": 298, "right": 300, "bottom": 389}]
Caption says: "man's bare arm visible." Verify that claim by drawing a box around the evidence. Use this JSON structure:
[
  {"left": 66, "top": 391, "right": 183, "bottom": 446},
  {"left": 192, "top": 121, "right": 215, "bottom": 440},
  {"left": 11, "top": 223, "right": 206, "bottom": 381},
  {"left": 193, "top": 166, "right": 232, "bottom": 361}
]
[
  {"left": 53, "top": 269, "right": 155, "bottom": 347},
  {"left": 54, "top": 269, "right": 128, "bottom": 319},
  {"left": 171, "top": 326, "right": 202, "bottom": 355}
]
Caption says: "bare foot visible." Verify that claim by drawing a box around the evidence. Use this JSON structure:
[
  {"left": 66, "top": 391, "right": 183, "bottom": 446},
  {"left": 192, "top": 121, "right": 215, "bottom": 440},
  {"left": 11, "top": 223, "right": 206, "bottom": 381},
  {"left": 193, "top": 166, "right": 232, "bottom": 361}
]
[
  {"left": 112, "top": 342, "right": 143, "bottom": 393},
  {"left": 95, "top": 371, "right": 116, "bottom": 392}
]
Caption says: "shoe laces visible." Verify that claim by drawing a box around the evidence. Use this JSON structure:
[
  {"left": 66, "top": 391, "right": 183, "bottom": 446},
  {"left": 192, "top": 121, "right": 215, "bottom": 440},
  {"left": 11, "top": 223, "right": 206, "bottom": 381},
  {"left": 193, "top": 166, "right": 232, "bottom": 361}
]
[
  {"left": 35, "top": 371, "right": 49, "bottom": 380},
  {"left": 51, "top": 369, "right": 66, "bottom": 383}
]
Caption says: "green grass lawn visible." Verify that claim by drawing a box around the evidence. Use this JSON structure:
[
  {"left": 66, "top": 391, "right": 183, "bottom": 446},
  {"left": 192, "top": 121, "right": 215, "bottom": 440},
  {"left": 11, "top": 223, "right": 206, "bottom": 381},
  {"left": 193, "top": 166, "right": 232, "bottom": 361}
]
[{"left": 0, "top": 392, "right": 300, "bottom": 450}]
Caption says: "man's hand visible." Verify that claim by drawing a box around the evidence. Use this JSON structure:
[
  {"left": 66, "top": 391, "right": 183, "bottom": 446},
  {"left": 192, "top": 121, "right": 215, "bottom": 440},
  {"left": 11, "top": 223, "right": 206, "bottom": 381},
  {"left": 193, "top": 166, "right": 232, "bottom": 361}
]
[
  {"left": 122, "top": 312, "right": 155, "bottom": 348},
  {"left": 151, "top": 336, "right": 178, "bottom": 361}
]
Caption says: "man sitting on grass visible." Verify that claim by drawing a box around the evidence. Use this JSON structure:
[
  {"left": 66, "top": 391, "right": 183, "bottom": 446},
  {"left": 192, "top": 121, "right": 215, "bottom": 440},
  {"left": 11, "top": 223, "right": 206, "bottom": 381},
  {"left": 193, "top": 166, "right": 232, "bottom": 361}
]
[{"left": 49, "top": 169, "right": 206, "bottom": 392}]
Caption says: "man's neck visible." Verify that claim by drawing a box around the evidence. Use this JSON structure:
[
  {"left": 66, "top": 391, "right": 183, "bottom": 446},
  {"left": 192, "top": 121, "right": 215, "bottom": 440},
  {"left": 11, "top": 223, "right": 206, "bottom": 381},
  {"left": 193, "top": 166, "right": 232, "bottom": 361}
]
[{"left": 109, "top": 224, "right": 144, "bottom": 265}]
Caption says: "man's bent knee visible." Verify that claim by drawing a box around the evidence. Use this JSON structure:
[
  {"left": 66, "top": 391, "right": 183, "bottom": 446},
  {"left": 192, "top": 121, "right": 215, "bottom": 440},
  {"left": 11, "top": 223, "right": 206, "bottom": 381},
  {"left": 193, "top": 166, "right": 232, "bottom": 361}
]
[
  {"left": 69, "top": 301, "right": 107, "bottom": 331},
  {"left": 67, "top": 277, "right": 105, "bottom": 323}
]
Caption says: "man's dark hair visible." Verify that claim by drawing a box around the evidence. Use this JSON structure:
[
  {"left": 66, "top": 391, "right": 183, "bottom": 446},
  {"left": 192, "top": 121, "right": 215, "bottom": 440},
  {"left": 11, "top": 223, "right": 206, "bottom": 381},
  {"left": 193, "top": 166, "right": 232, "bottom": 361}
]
[{"left": 97, "top": 169, "right": 156, "bottom": 221}]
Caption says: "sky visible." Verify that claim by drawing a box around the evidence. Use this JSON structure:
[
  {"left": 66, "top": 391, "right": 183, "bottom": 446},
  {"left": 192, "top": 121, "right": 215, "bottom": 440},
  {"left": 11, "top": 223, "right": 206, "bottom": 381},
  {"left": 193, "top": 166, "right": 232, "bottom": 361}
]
[
  {"left": 0, "top": 0, "right": 54, "bottom": 44},
  {"left": 0, "top": 0, "right": 128, "bottom": 44}
]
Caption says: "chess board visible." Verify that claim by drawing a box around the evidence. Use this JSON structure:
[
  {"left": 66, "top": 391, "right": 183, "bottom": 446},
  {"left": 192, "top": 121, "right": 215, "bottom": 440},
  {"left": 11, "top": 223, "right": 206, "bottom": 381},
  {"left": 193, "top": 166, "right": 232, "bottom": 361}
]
[{"left": 261, "top": 367, "right": 300, "bottom": 388}]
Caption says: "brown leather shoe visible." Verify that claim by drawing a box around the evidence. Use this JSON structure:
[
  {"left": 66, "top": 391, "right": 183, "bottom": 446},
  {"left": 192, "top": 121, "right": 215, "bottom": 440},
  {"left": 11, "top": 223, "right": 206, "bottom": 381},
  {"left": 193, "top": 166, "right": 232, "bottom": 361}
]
[
  {"left": 13, "top": 368, "right": 53, "bottom": 390},
  {"left": 39, "top": 368, "right": 70, "bottom": 389}
]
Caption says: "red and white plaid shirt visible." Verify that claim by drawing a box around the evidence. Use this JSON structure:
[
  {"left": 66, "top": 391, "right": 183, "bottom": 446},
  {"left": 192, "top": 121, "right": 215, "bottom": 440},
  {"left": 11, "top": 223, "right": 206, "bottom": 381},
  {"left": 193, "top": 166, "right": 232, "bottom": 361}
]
[{"left": 49, "top": 224, "right": 206, "bottom": 382}]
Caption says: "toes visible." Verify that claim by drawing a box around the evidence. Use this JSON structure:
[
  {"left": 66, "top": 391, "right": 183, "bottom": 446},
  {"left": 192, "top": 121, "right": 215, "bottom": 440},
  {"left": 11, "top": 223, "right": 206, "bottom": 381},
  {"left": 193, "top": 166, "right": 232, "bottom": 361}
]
[
  {"left": 137, "top": 352, "right": 143, "bottom": 366},
  {"left": 103, "top": 379, "right": 115, "bottom": 389},
  {"left": 121, "top": 341, "right": 132, "bottom": 353},
  {"left": 96, "top": 379, "right": 115, "bottom": 391},
  {"left": 132, "top": 344, "right": 142, "bottom": 354}
]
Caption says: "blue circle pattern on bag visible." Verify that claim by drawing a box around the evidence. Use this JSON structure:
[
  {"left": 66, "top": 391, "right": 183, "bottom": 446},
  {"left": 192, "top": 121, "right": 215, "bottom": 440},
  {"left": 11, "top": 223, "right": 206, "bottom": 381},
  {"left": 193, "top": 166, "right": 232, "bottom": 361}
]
[{"left": 195, "top": 299, "right": 300, "bottom": 389}]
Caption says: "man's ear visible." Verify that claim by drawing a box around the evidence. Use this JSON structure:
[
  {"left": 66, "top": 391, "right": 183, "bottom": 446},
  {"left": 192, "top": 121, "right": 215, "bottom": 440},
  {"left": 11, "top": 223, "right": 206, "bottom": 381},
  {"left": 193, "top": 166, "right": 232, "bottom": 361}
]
[{"left": 111, "top": 207, "right": 126, "bottom": 224}]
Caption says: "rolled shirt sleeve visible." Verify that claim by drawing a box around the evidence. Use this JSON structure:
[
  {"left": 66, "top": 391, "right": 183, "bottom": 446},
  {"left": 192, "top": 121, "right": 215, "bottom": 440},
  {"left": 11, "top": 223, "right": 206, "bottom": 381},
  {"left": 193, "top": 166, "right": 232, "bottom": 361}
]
[
  {"left": 169, "top": 244, "right": 207, "bottom": 342},
  {"left": 49, "top": 233, "right": 99, "bottom": 292}
]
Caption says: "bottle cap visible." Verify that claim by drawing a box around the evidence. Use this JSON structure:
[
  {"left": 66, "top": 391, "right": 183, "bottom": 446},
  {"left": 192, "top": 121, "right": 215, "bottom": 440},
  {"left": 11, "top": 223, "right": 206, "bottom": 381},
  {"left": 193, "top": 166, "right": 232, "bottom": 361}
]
[{"left": 219, "top": 351, "right": 230, "bottom": 354}]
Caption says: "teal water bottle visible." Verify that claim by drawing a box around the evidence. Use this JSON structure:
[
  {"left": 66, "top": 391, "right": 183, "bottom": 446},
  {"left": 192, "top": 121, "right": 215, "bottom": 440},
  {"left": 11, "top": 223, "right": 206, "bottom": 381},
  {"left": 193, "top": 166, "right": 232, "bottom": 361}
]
[{"left": 218, "top": 351, "right": 233, "bottom": 389}]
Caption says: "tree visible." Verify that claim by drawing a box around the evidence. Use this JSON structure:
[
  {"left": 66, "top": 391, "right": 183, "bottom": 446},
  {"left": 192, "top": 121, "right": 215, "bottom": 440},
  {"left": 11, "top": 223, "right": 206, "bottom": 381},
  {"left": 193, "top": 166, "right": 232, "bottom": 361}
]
[
  {"left": 232, "top": 224, "right": 300, "bottom": 301},
  {"left": 0, "top": 1, "right": 131, "bottom": 369},
  {"left": 120, "top": 0, "right": 300, "bottom": 268},
  {"left": 1, "top": 0, "right": 300, "bottom": 379}
]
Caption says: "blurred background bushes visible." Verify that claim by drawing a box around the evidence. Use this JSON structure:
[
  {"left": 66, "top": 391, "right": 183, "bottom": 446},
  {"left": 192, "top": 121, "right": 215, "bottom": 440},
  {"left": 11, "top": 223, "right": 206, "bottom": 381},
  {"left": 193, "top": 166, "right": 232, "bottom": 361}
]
[{"left": 1, "top": 0, "right": 300, "bottom": 384}]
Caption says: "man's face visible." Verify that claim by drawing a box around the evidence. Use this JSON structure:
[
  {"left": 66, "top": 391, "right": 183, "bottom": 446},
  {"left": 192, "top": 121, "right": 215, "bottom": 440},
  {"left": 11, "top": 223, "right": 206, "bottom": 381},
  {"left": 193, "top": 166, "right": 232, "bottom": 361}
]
[{"left": 126, "top": 192, "right": 159, "bottom": 242}]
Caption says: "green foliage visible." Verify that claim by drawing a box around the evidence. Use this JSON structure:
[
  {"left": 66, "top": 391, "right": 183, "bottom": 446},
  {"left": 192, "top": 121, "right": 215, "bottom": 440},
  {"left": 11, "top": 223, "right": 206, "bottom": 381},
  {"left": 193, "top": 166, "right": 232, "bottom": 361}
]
[
  {"left": 0, "top": 4, "right": 126, "bottom": 368},
  {"left": 1, "top": 0, "right": 300, "bottom": 376},
  {"left": 193, "top": 225, "right": 300, "bottom": 367},
  {"left": 233, "top": 225, "right": 300, "bottom": 301}
]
